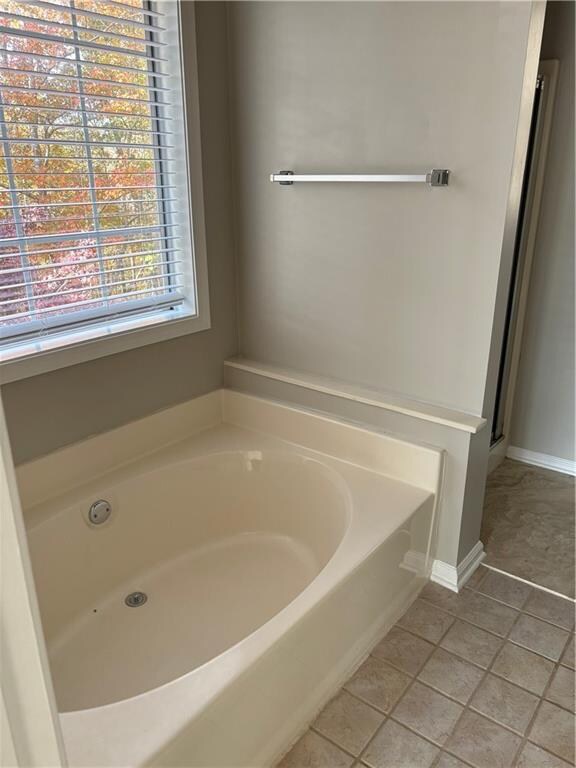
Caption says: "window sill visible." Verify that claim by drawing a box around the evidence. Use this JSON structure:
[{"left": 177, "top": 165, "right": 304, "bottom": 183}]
[{"left": 0, "top": 304, "right": 210, "bottom": 384}]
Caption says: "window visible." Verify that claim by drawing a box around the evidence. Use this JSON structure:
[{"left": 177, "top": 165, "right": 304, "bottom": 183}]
[{"left": 0, "top": 0, "right": 208, "bottom": 381}]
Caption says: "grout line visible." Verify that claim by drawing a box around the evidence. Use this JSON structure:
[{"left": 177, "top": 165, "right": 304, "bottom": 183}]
[
  {"left": 464, "top": 569, "right": 533, "bottom": 610},
  {"left": 506, "top": 637, "right": 571, "bottom": 666},
  {"left": 436, "top": 577, "right": 575, "bottom": 630},
  {"left": 429, "top": 603, "right": 522, "bottom": 758},
  {"left": 398, "top": 591, "right": 573, "bottom": 689},
  {"left": 312, "top": 685, "right": 468, "bottom": 767},
  {"left": 510, "top": 628, "right": 576, "bottom": 766},
  {"left": 470, "top": 580, "right": 576, "bottom": 631},
  {"left": 284, "top": 581, "right": 574, "bottom": 768},
  {"left": 412, "top": 599, "right": 513, "bottom": 646},
  {"left": 418, "top": 589, "right": 521, "bottom": 629},
  {"left": 359, "top": 654, "right": 424, "bottom": 682},
  {"left": 427, "top": 596, "right": 551, "bottom": 764},
  {"left": 481, "top": 563, "right": 576, "bottom": 603},
  {"left": 430, "top": 751, "right": 474, "bottom": 768},
  {"left": 359, "top": 591, "right": 567, "bottom": 768},
  {"left": 341, "top": 684, "right": 404, "bottom": 718},
  {"left": 417, "top": 589, "right": 573, "bottom": 653},
  {"left": 390, "top": 607, "right": 558, "bottom": 694},
  {"left": 521, "top": 610, "right": 576, "bottom": 632},
  {"left": 470, "top": 588, "right": 531, "bottom": 613},
  {"left": 355, "top": 615, "right": 459, "bottom": 765},
  {"left": 308, "top": 725, "right": 362, "bottom": 761}
]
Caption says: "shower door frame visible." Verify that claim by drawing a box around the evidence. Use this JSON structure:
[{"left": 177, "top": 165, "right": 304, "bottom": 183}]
[{"left": 488, "top": 58, "right": 560, "bottom": 472}]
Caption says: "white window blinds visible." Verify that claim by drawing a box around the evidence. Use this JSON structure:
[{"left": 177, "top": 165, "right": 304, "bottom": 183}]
[{"left": 0, "top": 0, "right": 191, "bottom": 344}]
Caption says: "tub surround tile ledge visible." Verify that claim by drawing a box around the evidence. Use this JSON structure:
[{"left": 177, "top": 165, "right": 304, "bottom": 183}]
[{"left": 224, "top": 358, "right": 487, "bottom": 434}]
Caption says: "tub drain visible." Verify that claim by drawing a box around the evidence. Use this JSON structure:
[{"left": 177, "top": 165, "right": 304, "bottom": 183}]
[{"left": 125, "top": 591, "right": 147, "bottom": 608}]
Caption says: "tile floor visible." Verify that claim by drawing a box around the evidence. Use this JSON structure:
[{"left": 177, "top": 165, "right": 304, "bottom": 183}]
[
  {"left": 278, "top": 566, "right": 575, "bottom": 768},
  {"left": 481, "top": 460, "right": 575, "bottom": 597}
]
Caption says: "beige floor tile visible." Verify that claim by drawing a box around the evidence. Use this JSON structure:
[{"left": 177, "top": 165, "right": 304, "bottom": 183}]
[
  {"left": 491, "top": 641, "right": 555, "bottom": 696},
  {"left": 456, "top": 590, "right": 519, "bottom": 637},
  {"left": 434, "top": 754, "right": 471, "bottom": 768},
  {"left": 523, "top": 590, "right": 575, "bottom": 631},
  {"left": 278, "top": 730, "right": 353, "bottom": 768},
  {"left": 469, "top": 673, "right": 538, "bottom": 734},
  {"left": 313, "top": 691, "right": 384, "bottom": 756},
  {"left": 397, "top": 600, "right": 455, "bottom": 644},
  {"left": 560, "top": 635, "right": 574, "bottom": 669},
  {"left": 419, "top": 582, "right": 464, "bottom": 614},
  {"left": 516, "top": 742, "right": 573, "bottom": 768},
  {"left": 545, "top": 666, "right": 575, "bottom": 713},
  {"left": 509, "top": 615, "right": 570, "bottom": 661},
  {"left": 417, "top": 647, "right": 484, "bottom": 704},
  {"left": 475, "top": 570, "right": 532, "bottom": 609},
  {"left": 392, "top": 681, "right": 463, "bottom": 746},
  {"left": 480, "top": 460, "right": 575, "bottom": 598},
  {"left": 529, "top": 701, "right": 575, "bottom": 764},
  {"left": 371, "top": 626, "right": 434, "bottom": 676},
  {"left": 440, "top": 620, "right": 502, "bottom": 669},
  {"left": 446, "top": 711, "right": 522, "bottom": 768},
  {"left": 344, "top": 656, "right": 410, "bottom": 713},
  {"left": 464, "top": 565, "right": 488, "bottom": 590},
  {"left": 361, "top": 719, "right": 439, "bottom": 768}
]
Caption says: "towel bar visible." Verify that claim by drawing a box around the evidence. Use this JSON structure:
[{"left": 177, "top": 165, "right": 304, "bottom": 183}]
[{"left": 270, "top": 169, "right": 450, "bottom": 186}]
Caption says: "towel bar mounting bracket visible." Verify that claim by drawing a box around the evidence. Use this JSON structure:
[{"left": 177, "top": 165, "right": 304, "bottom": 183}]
[
  {"left": 428, "top": 169, "right": 450, "bottom": 187},
  {"left": 278, "top": 171, "right": 295, "bottom": 185}
]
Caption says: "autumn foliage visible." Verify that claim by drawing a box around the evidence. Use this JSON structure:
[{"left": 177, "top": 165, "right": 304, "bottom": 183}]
[{"left": 0, "top": 0, "right": 176, "bottom": 335}]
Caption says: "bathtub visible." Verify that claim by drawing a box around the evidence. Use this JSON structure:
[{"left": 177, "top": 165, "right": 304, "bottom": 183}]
[{"left": 19, "top": 390, "right": 443, "bottom": 767}]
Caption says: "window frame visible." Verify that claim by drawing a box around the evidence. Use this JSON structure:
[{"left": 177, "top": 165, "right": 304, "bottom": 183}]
[{"left": 0, "top": 0, "right": 210, "bottom": 384}]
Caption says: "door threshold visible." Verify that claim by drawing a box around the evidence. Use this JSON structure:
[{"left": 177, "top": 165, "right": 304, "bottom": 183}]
[{"left": 483, "top": 563, "right": 575, "bottom": 603}]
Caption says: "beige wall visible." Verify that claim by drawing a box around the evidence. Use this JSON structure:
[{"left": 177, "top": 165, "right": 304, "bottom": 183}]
[
  {"left": 510, "top": 0, "right": 575, "bottom": 462},
  {"left": 2, "top": 3, "right": 238, "bottom": 465},
  {"left": 229, "top": 1, "right": 534, "bottom": 416}
]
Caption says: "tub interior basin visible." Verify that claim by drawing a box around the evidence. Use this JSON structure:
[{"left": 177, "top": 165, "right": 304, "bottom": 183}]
[{"left": 27, "top": 450, "right": 350, "bottom": 711}]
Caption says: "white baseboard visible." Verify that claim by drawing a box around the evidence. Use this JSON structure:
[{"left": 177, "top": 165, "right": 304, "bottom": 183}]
[
  {"left": 507, "top": 446, "right": 576, "bottom": 476},
  {"left": 431, "top": 541, "right": 485, "bottom": 593}
]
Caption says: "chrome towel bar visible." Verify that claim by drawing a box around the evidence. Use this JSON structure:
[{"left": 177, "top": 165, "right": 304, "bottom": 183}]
[{"left": 270, "top": 169, "right": 450, "bottom": 187}]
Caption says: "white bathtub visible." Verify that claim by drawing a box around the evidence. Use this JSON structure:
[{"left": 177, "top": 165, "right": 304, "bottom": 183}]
[{"left": 20, "top": 390, "right": 443, "bottom": 767}]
